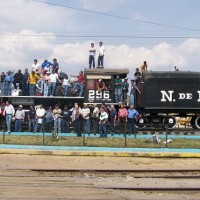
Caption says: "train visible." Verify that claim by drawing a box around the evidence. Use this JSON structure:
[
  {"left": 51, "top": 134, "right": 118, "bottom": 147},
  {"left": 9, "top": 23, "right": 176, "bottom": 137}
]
[{"left": 1, "top": 69, "right": 200, "bottom": 130}]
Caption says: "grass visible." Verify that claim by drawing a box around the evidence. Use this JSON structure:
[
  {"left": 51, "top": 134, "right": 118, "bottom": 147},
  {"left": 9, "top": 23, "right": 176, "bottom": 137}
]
[{"left": 0, "top": 135, "right": 200, "bottom": 149}]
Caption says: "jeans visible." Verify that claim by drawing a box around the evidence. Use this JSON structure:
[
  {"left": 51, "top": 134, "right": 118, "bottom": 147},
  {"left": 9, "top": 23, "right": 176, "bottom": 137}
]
[
  {"left": 6, "top": 115, "right": 12, "bottom": 132},
  {"left": 74, "top": 120, "right": 82, "bottom": 137},
  {"left": 37, "top": 79, "right": 44, "bottom": 93},
  {"left": 49, "top": 82, "right": 56, "bottom": 96},
  {"left": 115, "top": 88, "right": 122, "bottom": 103},
  {"left": 128, "top": 118, "right": 136, "bottom": 135},
  {"left": 22, "top": 82, "right": 29, "bottom": 96},
  {"left": 129, "top": 93, "right": 135, "bottom": 106},
  {"left": 43, "top": 81, "right": 49, "bottom": 96},
  {"left": 93, "top": 117, "right": 99, "bottom": 133},
  {"left": 119, "top": 117, "right": 126, "bottom": 133},
  {"left": 15, "top": 119, "right": 22, "bottom": 132},
  {"left": 110, "top": 118, "right": 115, "bottom": 133},
  {"left": 29, "top": 119, "right": 35, "bottom": 132},
  {"left": 62, "top": 119, "right": 70, "bottom": 133},
  {"left": 5, "top": 82, "right": 12, "bottom": 96},
  {"left": 35, "top": 118, "right": 44, "bottom": 132},
  {"left": 83, "top": 118, "right": 90, "bottom": 134},
  {"left": 54, "top": 117, "right": 61, "bottom": 134},
  {"left": 122, "top": 92, "right": 128, "bottom": 106},
  {"left": 89, "top": 55, "right": 95, "bottom": 68},
  {"left": 98, "top": 55, "right": 104, "bottom": 68},
  {"left": 63, "top": 85, "right": 69, "bottom": 96},
  {"left": 99, "top": 122, "right": 107, "bottom": 138},
  {"left": 73, "top": 82, "right": 85, "bottom": 96},
  {"left": 29, "top": 84, "right": 36, "bottom": 96}
]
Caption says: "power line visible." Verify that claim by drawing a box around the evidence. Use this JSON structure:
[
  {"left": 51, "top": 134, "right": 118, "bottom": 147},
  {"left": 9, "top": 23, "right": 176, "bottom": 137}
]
[
  {"left": 1, "top": 33, "right": 200, "bottom": 39},
  {"left": 32, "top": 0, "right": 200, "bottom": 32}
]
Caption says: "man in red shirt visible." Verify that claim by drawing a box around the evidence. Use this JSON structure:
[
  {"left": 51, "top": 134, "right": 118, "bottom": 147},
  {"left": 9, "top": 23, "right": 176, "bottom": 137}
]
[{"left": 71, "top": 71, "right": 85, "bottom": 96}]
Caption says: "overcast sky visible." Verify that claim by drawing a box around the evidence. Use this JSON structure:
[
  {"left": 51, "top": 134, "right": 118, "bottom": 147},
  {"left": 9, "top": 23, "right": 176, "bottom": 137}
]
[{"left": 0, "top": 0, "right": 200, "bottom": 76}]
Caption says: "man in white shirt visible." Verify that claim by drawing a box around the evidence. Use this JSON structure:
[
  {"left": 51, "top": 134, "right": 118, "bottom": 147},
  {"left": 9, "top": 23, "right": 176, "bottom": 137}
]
[
  {"left": 48, "top": 71, "right": 61, "bottom": 96},
  {"left": 89, "top": 43, "right": 96, "bottom": 69},
  {"left": 92, "top": 104, "right": 99, "bottom": 134},
  {"left": 31, "top": 59, "right": 41, "bottom": 73},
  {"left": 14, "top": 105, "right": 25, "bottom": 132},
  {"left": 82, "top": 103, "right": 90, "bottom": 134},
  {"left": 35, "top": 104, "right": 46, "bottom": 132},
  {"left": 97, "top": 42, "right": 105, "bottom": 69},
  {"left": 3, "top": 101, "right": 15, "bottom": 133}
]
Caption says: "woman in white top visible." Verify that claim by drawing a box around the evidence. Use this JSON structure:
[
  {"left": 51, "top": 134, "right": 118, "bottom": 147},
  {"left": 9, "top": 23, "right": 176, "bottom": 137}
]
[{"left": 48, "top": 71, "right": 61, "bottom": 96}]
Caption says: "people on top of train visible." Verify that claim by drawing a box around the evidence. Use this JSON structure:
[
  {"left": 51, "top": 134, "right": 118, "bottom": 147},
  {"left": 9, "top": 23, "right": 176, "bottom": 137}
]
[
  {"left": 22, "top": 68, "right": 29, "bottom": 96},
  {"left": 71, "top": 70, "right": 85, "bottom": 97},
  {"left": 48, "top": 70, "right": 62, "bottom": 96},
  {"left": 129, "top": 79, "right": 140, "bottom": 106},
  {"left": 28, "top": 70, "right": 39, "bottom": 96},
  {"left": 4, "top": 71, "right": 13, "bottom": 96},
  {"left": 121, "top": 77, "right": 129, "bottom": 106},
  {"left": 89, "top": 43, "right": 96, "bottom": 69},
  {"left": 140, "top": 61, "right": 147, "bottom": 73},
  {"left": 114, "top": 75, "right": 122, "bottom": 103},
  {"left": 134, "top": 68, "right": 142, "bottom": 83},
  {"left": 13, "top": 69, "right": 23, "bottom": 90},
  {"left": 52, "top": 58, "right": 59, "bottom": 73},
  {"left": 98, "top": 79, "right": 107, "bottom": 91},
  {"left": 41, "top": 59, "right": 53, "bottom": 74},
  {"left": 31, "top": 59, "right": 41, "bottom": 73},
  {"left": 62, "top": 75, "right": 70, "bottom": 96},
  {"left": 97, "top": 42, "right": 105, "bottom": 69}
]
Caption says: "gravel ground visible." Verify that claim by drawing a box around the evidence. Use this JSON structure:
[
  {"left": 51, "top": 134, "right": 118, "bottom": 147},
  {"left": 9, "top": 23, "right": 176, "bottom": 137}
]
[{"left": 0, "top": 154, "right": 200, "bottom": 199}]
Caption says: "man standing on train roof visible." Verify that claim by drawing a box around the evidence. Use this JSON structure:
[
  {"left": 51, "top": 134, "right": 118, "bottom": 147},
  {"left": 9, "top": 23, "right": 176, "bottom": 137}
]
[
  {"left": 41, "top": 59, "right": 53, "bottom": 74},
  {"left": 97, "top": 42, "right": 105, "bottom": 69},
  {"left": 89, "top": 43, "right": 96, "bottom": 69},
  {"left": 140, "top": 61, "right": 147, "bottom": 73},
  {"left": 31, "top": 59, "right": 41, "bottom": 73},
  {"left": 71, "top": 71, "right": 85, "bottom": 97},
  {"left": 114, "top": 75, "right": 122, "bottom": 103},
  {"left": 52, "top": 58, "right": 59, "bottom": 73}
]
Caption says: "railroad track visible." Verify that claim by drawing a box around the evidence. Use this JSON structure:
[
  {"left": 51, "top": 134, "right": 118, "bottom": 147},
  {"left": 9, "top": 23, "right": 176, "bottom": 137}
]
[{"left": 1, "top": 169, "right": 200, "bottom": 199}]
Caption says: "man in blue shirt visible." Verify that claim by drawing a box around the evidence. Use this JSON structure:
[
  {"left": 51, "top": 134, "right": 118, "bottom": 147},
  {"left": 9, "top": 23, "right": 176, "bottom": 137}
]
[
  {"left": 127, "top": 104, "right": 139, "bottom": 137},
  {"left": 41, "top": 60, "right": 53, "bottom": 73}
]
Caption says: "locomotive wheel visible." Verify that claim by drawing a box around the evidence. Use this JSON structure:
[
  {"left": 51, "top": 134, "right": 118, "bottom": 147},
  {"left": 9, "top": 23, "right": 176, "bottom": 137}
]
[
  {"left": 163, "top": 116, "right": 177, "bottom": 130},
  {"left": 135, "top": 117, "right": 148, "bottom": 129},
  {"left": 194, "top": 116, "right": 200, "bottom": 129}
]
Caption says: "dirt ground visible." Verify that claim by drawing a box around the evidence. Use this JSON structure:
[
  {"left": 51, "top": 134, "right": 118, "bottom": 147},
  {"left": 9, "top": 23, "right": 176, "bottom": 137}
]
[{"left": 0, "top": 154, "right": 200, "bottom": 200}]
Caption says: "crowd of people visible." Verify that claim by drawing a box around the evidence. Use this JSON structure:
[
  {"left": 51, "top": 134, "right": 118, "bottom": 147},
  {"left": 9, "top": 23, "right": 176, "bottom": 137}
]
[
  {"left": 0, "top": 58, "right": 86, "bottom": 97},
  {"left": 1, "top": 101, "right": 140, "bottom": 138}
]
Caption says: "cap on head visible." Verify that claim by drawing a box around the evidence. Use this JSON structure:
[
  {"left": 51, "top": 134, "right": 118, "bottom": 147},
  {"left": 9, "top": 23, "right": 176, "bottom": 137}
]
[{"left": 19, "top": 105, "right": 23, "bottom": 108}]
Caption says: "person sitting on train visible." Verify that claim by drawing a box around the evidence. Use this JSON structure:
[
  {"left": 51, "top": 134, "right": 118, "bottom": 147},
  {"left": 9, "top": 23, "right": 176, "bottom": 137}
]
[
  {"left": 140, "top": 61, "right": 148, "bottom": 73},
  {"left": 98, "top": 79, "right": 107, "bottom": 91},
  {"left": 71, "top": 71, "right": 85, "bottom": 97},
  {"left": 121, "top": 78, "right": 129, "bottom": 106}
]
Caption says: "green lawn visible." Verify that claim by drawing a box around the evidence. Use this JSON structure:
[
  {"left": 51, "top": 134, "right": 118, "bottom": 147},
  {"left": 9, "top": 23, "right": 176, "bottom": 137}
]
[{"left": 0, "top": 135, "right": 200, "bottom": 149}]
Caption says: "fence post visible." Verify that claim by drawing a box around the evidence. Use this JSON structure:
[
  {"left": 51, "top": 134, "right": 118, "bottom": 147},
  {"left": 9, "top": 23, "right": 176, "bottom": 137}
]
[
  {"left": 83, "top": 132, "right": 86, "bottom": 146},
  {"left": 165, "top": 131, "right": 168, "bottom": 148},
  {"left": 124, "top": 121, "right": 127, "bottom": 148},
  {"left": 3, "top": 118, "right": 6, "bottom": 144}
]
